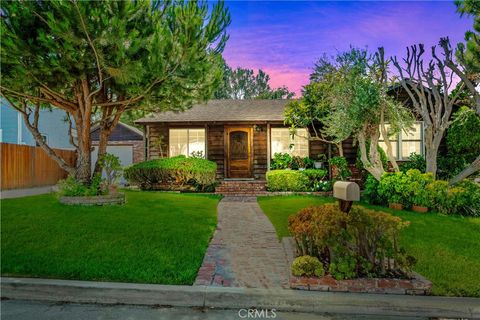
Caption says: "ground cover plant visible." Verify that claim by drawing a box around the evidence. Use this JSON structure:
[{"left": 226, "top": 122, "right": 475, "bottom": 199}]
[
  {"left": 258, "top": 195, "right": 480, "bottom": 297},
  {"left": 1, "top": 191, "right": 220, "bottom": 285}
]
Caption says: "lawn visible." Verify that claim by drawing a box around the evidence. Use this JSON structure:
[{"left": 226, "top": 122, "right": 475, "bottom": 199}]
[
  {"left": 258, "top": 195, "right": 480, "bottom": 297},
  {"left": 1, "top": 191, "right": 220, "bottom": 285}
]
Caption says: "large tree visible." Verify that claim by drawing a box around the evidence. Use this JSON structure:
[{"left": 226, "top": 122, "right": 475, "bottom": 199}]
[
  {"left": 286, "top": 48, "right": 412, "bottom": 180},
  {"left": 1, "top": 0, "right": 230, "bottom": 184},
  {"left": 214, "top": 62, "right": 295, "bottom": 99}
]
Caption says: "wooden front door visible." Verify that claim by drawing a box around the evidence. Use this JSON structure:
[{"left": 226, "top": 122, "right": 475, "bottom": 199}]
[{"left": 226, "top": 127, "right": 252, "bottom": 178}]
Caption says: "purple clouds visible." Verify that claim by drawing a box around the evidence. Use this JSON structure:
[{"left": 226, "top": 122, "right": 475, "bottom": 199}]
[{"left": 222, "top": 1, "right": 471, "bottom": 95}]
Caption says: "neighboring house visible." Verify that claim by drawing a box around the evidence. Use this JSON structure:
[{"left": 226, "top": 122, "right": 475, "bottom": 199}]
[
  {"left": 136, "top": 98, "right": 426, "bottom": 181},
  {"left": 0, "top": 100, "right": 75, "bottom": 150},
  {"left": 90, "top": 122, "right": 145, "bottom": 173}
]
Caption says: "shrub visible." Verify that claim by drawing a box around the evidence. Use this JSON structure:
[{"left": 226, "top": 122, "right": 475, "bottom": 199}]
[
  {"left": 270, "top": 153, "right": 292, "bottom": 170},
  {"left": 329, "top": 156, "right": 352, "bottom": 181},
  {"left": 124, "top": 156, "right": 217, "bottom": 191},
  {"left": 98, "top": 153, "right": 122, "bottom": 186},
  {"left": 291, "top": 255, "right": 324, "bottom": 277},
  {"left": 58, "top": 174, "right": 107, "bottom": 197},
  {"left": 377, "top": 171, "right": 409, "bottom": 205},
  {"left": 291, "top": 156, "right": 304, "bottom": 170},
  {"left": 399, "top": 153, "right": 426, "bottom": 173},
  {"left": 303, "top": 156, "right": 315, "bottom": 169},
  {"left": 404, "top": 169, "right": 434, "bottom": 207},
  {"left": 301, "top": 169, "right": 329, "bottom": 191},
  {"left": 288, "top": 204, "right": 413, "bottom": 279},
  {"left": 266, "top": 170, "right": 308, "bottom": 191},
  {"left": 362, "top": 174, "right": 385, "bottom": 205},
  {"left": 433, "top": 180, "right": 480, "bottom": 217}
]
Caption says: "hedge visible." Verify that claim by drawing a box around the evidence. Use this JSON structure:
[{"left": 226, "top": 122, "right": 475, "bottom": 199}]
[
  {"left": 124, "top": 156, "right": 217, "bottom": 191},
  {"left": 266, "top": 170, "right": 309, "bottom": 192}
]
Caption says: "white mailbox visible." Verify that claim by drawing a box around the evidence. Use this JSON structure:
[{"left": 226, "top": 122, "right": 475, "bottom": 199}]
[{"left": 333, "top": 181, "right": 360, "bottom": 202}]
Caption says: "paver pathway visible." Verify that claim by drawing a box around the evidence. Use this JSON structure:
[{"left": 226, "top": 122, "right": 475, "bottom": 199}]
[{"left": 195, "top": 197, "right": 290, "bottom": 289}]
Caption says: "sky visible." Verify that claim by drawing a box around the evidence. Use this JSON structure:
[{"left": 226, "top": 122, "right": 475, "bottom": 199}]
[{"left": 221, "top": 1, "right": 472, "bottom": 96}]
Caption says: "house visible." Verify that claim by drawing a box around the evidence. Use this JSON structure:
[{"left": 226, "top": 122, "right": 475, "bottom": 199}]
[
  {"left": 0, "top": 100, "right": 75, "bottom": 150},
  {"left": 90, "top": 122, "right": 145, "bottom": 170},
  {"left": 137, "top": 100, "right": 351, "bottom": 180}
]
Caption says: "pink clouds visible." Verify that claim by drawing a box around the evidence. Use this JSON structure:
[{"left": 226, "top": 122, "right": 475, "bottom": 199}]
[{"left": 222, "top": 1, "right": 471, "bottom": 97}]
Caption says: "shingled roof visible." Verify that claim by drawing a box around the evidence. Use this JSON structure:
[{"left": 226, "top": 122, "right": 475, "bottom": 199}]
[{"left": 135, "top": 99, "right": 292, "bottom": 123}]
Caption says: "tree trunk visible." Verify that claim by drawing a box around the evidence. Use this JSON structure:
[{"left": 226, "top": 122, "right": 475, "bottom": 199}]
[
  {"left": 449, "top": 154, "right": 480, "bottom": 185},
  {"left": 93, "top": 128, "right": 109, "bottom": 175},
  {"left": 357, "top": 131, "right": 384, "bottom": 181},
  {"left": 424, "top": 126, "right": 443, "bottom": 179}
]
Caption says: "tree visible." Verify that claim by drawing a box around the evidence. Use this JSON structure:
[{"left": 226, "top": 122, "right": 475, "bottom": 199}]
[
  {"left": 392, "top": 42, "right": 464, "bottom": 178},
  {"left": 213, "top": 62, "right": 295, "bottom": 99},
  {"left": 1, "top": 1, "right": 230, "bottom": 184},
  {"left": 286, "top": 48, "right": 412, "bottom": 180}
]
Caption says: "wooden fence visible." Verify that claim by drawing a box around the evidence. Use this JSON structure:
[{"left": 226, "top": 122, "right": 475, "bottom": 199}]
[{"left": 1, "top": 143, "right": 76, "bottom": 190}]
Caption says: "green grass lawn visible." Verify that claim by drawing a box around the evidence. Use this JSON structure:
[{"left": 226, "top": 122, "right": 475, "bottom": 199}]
[
  {"left": 258, "top": 195, "right": 480, "bottom": 297},
  {"left": 1, "top": 191, "right": 220, "bottom": 285}
]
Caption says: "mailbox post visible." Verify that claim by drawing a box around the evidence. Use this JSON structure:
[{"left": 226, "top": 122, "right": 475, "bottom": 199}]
[{"left": 333, "top": 181, "right": 360, "bottom": 213}]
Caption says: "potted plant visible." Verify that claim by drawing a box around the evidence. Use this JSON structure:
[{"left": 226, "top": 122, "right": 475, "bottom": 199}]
[
  {"left": 412, "top": 188, "right": 430, "bottom": 213},
  {"left": 314, "top": 154, "right": 327, "bottom": 169},
  {"left": 378, "top": 172, "right": 406, "bottom": 210}
]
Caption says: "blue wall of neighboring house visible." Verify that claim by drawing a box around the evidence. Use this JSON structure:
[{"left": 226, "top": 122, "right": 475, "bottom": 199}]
[{"left": 0, "top": 100, "right": 75, "bottom": 150}]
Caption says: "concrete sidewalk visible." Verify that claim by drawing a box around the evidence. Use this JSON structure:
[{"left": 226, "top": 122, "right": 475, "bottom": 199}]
[
  {"left": 0, "top": 186, "right": 54, "bottom": 199},
  {"left": 1, "top": 277, "right": 479, "bottom": 319}
]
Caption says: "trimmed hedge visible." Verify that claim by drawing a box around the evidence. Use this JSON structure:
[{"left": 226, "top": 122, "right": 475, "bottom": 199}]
[
  {"left": 266, "top": 170, "right": 309, "bottom": 192},
  {"left": 124, "top": 156, "right": 217, "bottom": 191}
]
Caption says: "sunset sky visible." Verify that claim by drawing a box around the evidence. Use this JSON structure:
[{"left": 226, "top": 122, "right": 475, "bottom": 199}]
[{"left": 221, "top": 1, "right": 472, "bottom": 96}]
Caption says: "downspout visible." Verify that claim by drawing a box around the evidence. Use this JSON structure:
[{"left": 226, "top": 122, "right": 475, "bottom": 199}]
[{"left": 267, "top": 123, "right": 271, "bottom": 174}]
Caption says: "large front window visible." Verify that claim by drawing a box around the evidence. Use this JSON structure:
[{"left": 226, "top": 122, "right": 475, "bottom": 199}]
[
  {"left": 169, "top": 128, "right": 205, "bottom": 157},
  {"left": 379, "top": 122, "right": 424, "bottom": 160},
  {"left": 271, "top": 128, "right": 309, "bottom": 157}
]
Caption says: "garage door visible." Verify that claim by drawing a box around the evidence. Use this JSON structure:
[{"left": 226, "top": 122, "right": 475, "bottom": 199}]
[{"left": 91, "top": 145, "right": 133, "bottom": 184}]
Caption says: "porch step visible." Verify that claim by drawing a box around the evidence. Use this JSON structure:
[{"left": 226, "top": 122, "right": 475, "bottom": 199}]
[{"left": 215, "top": 180, "right": 267, "bottom": 196}]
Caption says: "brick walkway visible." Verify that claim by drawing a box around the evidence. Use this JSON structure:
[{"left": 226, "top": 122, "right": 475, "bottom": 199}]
[{"left": 195, "top": 197, "right": 290, "bottom": 289}]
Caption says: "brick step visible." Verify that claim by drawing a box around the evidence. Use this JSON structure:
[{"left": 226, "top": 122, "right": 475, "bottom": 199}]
[{"left": 215, "top": 180, "right": 267, "bottom": 195}]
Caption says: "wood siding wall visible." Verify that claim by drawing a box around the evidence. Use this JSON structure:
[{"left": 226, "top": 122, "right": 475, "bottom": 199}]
[
  {"left": 1, "top": 143, "right": 76, "bottom": 190},
  {"left": 145, "top": 123, "right": 358, "bottom": 180},
  {"left": 207, "top": 125, "right": 225, "bottom": 179}
]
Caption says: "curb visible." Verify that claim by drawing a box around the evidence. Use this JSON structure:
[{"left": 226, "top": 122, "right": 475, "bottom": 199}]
[{"left": 2, "top": 277, "right": 480, "bottom": 318}]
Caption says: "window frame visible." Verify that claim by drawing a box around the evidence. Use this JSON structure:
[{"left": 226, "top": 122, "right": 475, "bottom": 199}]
[
  {"left": 378, "top": 121, "right": 424, "bottom": 161},
  {"left": 269, "top": 127, "right": 309, "bottom": 159},
  {"left": 168, "top": 128, "right": 206, "bottom": 158}
]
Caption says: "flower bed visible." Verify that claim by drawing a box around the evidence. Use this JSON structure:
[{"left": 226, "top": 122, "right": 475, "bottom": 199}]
[{"left": 59, "top": 193, "right": 125, "bottom": 206}]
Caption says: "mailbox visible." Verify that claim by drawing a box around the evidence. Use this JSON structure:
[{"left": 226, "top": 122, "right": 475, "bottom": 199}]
[{"left": 333, "top": 181, "right": 360, "bottom": 201}]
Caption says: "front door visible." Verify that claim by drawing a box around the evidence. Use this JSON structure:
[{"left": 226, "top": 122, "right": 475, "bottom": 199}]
[{"left": 226, "top": 127, "right": 252, "bottom": 178}]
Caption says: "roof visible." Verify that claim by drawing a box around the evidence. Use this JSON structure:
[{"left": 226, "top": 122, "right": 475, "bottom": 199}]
[
  {"left": 135, "top": 99, "right": 292, "bottom": 123},
  {"left": 91, "top": 122, "right": 144, "bottom": 141}
]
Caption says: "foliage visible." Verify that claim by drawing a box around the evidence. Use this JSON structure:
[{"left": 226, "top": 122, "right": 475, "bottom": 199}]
[
  {"left": 378, "top": 170, "right": 433, "bottom": 207},
  {"left": 270, "top": 153, "right": 293, "bottom": 170},
  {"left": 1, "top": 192, "right": 220, "bottom": 285},
  {"left": 124, "top": 156, "right": 217, "bottom": 192},
  {"left": 291, "top": 156, "right": 305, "bottom": 170},
  {"left": 58, "top": 174, "right": 107, "bottom": 197},
  {"left": 455, "top": 0, "right": 480, "bottom": 75},
  {"left": 301, "top": 169, "right": 330, "bottom": 192},
  {"left": 303, "top": 156, "right": 315, "bottom": 169},
  {"left": 98, "top": 153, "right": 122, "bottom": 186},
  {"left": 258, "top": 195, "right": 480, "bottom": 297},
  {"left": 266, "top": 170, "right": 308, "bottom": 192},
  {"left": 288, "top": 204, "right": 412, "bottom": 279},
  {"left": 399, "top": 153, "right": 427, "bottom": 173},
  {"left": 0, "top": 1, "right": 230, "bottom": 182},
  {"left": 190, "top": 150, "right": 205, "bottom": 159},
  {"left": 214, "top": 61, "right": 295, "bottom": 99},
  {"left": 439, "top": 107, "right": 480, "bottom": 179},
  {"left": 362, "top": 174, "right": 386, "bottom": 205},
  {"left": 291, "top": 255, "right": 324, "bottom": 277},
  {"left": 427, "top": 180, "right": 480, "bottom": 216},
  {"left": 329, "top": 156, "right": 352, "bottom": 181}
]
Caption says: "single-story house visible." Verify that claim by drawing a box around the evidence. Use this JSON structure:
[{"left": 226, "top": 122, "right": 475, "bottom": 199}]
[
  {"left": 137, "top": 100, "right": 319, "bottom": 180},
  {"left": 91, "top": 122, "right": 145, "bottom": 171},
  {"left": 136, "top": 99, "right": 425, "bottom": 181}
]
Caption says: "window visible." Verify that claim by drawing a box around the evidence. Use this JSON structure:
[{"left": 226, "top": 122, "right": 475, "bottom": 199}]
[
  {"left": 169, "top": 129, "right": 205, "bottom": 157},
  {"left": 379, "top": 122, "right": 424, "bottom": 160},
  {"left": 271, "top": 128, "right": 309, "bottom": 157}
]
